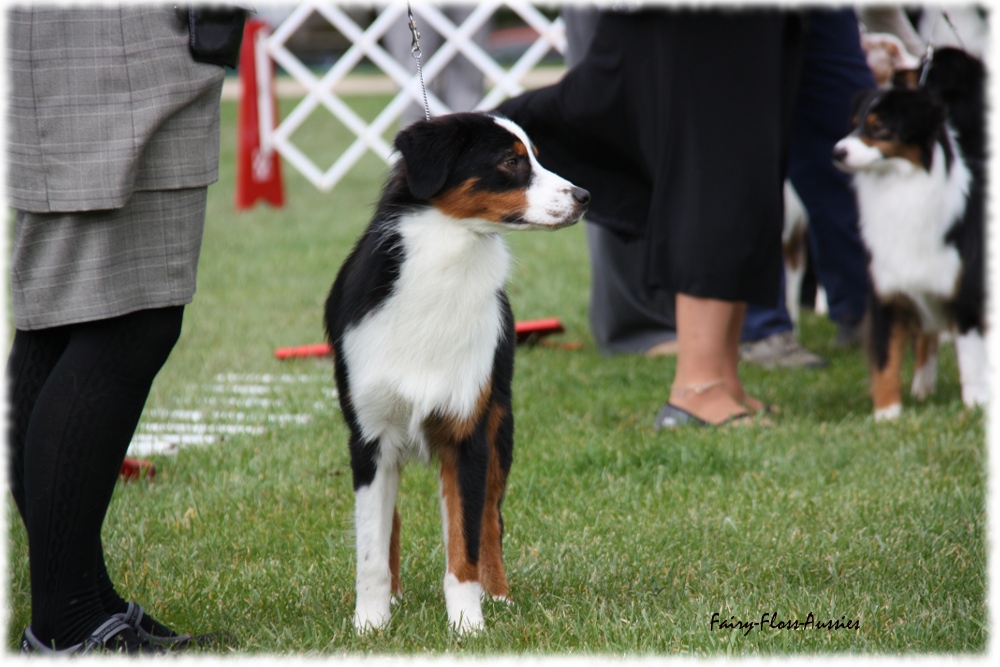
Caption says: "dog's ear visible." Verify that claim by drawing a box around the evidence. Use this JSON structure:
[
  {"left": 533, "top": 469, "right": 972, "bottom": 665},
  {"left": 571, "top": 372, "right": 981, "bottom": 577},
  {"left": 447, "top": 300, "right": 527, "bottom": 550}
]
[
  {"left": 394, "top": 118, "right": 467, "bottom": 200},
  {"left": 847, "top": 89, "right": 879, "bottom": 129}
]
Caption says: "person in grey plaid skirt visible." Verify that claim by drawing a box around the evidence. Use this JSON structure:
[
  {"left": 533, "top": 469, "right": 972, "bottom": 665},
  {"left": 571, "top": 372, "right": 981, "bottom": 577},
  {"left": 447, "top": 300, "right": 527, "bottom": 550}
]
[{"left": 6, "top": 6, "right": 241, "bottom": 654}]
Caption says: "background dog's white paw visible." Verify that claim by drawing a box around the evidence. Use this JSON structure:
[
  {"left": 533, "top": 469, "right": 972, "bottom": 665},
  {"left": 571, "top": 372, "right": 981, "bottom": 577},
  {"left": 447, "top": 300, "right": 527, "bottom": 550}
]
[
  {"left": 874, "top": 403, "right": 902, "bottom": 421},
  {"left": 911, "top": 359, "right": 938, "bottom": 400},
  {"left": 961, "top": 384, "right": 988, "bottom": 408},
  {"left": 956, "top": 329, "right": 988, "bottom": 409}
]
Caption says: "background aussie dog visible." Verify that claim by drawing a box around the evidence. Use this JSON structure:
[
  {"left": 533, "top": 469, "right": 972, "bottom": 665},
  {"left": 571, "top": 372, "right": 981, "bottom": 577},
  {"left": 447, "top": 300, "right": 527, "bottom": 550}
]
[
  {"left": 832, "top": 47, "right": 986, "bottom": 420},
  {"left": 325, "top": 112, "right": 589, "bottom": 633}
]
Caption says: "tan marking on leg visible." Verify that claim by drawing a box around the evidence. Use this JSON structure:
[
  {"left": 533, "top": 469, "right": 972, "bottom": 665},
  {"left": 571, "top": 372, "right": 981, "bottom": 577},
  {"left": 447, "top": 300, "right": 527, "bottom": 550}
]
[
  {"left": 913, "top": 332, "right": 938, "bottom": 371},
  {"left": 871, "top": 321, "right": 909, "bottom": 413},
  {"left": 782, "top": 223, "right": 807, "bottom": 271},
  {"left": 424, "top": 381, "right": 492, "bottom": 446},
  {"left": 478, "top": 403, "right": 510, "bottom": 599},
  {"left": 439, "top": 448, "right": 479, "bottom": 583},
  {"left": 390, "top": 507, "right": 401, "bottom": 597}
]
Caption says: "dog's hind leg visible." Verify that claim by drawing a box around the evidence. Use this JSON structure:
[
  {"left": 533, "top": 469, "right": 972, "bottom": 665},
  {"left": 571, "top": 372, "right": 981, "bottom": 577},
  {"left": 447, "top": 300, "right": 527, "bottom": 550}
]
[
  {"left": 478, "top": 401, "right": 513, "bottom": 602},
  {"left": 956, "top": 327, "right": 989, "bottom": 407},
  {"left": 782, "top": 181, "right": 808, "bottom": 332},
  {"left": 439, "top": 441, "right": 488, "bottom": 634},
  {"left": 390, "top": 507, "right": 402, "bottom": 601},
  {"left": 352, "top": 439, "right": 400, "bottom": 633},
  {"left": 911, "top": 333, "right": 939, "bottom": 400}
]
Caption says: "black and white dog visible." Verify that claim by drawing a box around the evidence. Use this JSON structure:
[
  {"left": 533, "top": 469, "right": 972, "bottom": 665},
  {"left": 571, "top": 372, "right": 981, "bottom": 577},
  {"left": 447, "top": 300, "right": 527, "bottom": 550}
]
[
  {"left": 325, "top": 113, "right": 588, "bottom": 633},
  {"left": 833, "top": 48, "right": 986, "bottom": 420}
]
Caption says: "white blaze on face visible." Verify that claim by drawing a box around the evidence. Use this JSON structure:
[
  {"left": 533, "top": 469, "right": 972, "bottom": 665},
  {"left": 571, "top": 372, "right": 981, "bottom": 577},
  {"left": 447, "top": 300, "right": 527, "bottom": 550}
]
[
  {"left": 834, "top": 136, "right": 887, "bottom": 171},
  {"left": 491, "top": 116, "right": 583, "bottom": 228}
]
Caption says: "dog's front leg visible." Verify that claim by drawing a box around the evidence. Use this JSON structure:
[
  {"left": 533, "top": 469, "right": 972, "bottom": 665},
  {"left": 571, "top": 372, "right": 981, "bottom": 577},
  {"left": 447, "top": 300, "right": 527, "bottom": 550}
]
[
  {"left": 955, "top": 327, "right": 989, "bottom": 407},
  {"left": 869, "top": 298, "right": 907, "bottom": 421},
  {"left": 911, "top": 333, "right": 939, "bottom": 400},
  {"left": 352, "top": 442, "right": 400, "bottom": 633},
  {"left": 439, "top": 440, "right": 488, "bottom": 634}
]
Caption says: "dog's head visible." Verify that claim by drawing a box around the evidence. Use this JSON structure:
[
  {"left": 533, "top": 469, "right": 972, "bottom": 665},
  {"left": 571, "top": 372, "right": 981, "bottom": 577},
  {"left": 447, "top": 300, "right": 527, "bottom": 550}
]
[
  {"left": 393, "top": 112, "right": 589, "bottom": 231},
  {"left": 832, "top": 88, "right": 947, "bottom": 173}
]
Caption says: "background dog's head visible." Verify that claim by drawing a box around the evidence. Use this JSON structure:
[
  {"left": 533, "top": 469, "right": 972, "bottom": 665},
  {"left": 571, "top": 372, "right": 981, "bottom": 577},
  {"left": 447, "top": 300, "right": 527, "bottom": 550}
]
[
  {"left": 393, "top": 112, "right": 589, "bottom": 230},
  {"left": 833, "top": 88, "right": 947, "bottom": 173}
]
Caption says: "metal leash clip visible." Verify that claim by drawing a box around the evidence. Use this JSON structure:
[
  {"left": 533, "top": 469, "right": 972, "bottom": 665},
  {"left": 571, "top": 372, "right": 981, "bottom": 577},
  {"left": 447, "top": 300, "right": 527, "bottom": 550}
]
[{"left": 407, "top": 3, "right": 431, "bottom": 121}]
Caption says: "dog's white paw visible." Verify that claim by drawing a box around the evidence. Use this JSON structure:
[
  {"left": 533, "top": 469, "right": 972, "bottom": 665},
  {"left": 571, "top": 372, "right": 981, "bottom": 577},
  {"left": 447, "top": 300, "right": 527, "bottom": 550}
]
[
  {"left": 354, "top": 596, "right": 392, "bottom": 633},
  {"left": 910, "top": 364, "right": 937, "bottom": 401},
  {"left": 444, "top": 574, "right": 484, "bottom": 634},
  {"left": 961, "top": 383, "right": 989, "bottom": 408},
  {"left": 956, "top": 329, "right": 988, "bottom": 409},
  {"left": 874, "top": 403, "right": 902, "bottom": 421}
]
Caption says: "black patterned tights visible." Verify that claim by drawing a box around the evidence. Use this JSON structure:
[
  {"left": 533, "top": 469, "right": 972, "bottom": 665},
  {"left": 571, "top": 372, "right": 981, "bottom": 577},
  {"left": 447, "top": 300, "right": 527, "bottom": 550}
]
[{"left": 6, "top": 306, "right": 184, "bottom": 648}]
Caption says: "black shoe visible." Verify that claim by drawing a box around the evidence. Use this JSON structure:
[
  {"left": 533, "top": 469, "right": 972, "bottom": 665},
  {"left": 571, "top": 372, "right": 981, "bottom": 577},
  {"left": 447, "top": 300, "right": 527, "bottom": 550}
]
[
  {"left": 21, "top": 618, "right": 165, "bottom": 655},
  {"left": 117, "top": 600, "right": 236, "bottom": 650}
]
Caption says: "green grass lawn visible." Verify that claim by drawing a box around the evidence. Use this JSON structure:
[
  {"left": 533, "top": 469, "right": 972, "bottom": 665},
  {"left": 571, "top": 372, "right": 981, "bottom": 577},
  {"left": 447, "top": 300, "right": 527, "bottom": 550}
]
[{"left": 5, "top": 95, "right": 987, "bottom": 656}]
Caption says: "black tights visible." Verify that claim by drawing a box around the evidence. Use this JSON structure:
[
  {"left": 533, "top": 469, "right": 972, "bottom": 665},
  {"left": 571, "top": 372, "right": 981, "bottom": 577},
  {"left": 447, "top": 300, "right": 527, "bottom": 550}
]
[{"left": 7, "top": 306, "right": 184, "bottom": 648}]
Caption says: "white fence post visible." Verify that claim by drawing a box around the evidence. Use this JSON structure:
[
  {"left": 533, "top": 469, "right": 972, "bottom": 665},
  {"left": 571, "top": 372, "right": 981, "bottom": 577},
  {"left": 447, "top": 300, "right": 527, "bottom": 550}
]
[{"left": 259, "top": 1, "right": 566, "bottom": 192}]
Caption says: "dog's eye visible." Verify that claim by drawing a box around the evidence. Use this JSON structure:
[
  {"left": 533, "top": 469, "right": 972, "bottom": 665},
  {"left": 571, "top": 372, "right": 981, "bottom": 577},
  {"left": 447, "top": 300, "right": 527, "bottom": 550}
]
[
  {"left": 869, "top": 121, "right": 890, "bottom": 138},
  {"left": 502, "top": 157, "right": 519, "bottom": 170}
]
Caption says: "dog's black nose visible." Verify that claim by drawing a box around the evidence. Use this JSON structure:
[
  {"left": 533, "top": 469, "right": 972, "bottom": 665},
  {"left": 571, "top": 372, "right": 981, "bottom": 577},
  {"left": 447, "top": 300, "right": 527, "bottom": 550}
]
[
  {"left": 572, "top": 187, "right": 591, "bottom": 207},
  {"left": 832, "top": 146, "right": 847, "bottom": 163}
]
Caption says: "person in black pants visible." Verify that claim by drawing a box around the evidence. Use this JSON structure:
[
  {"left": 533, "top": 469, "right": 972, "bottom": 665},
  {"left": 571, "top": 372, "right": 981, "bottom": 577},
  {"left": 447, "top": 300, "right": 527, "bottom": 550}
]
[
  {"left": 741, "top": 7, "right": 877, "bottom": 360},
  {"left": 500, "top": 8, "right": 807, "bottom": 425}
]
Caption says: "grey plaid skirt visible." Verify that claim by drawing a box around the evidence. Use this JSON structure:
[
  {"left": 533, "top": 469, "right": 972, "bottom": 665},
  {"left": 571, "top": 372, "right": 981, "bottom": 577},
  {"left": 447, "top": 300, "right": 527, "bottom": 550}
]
[{"left": 9, "top": 187, "right": 208, "bottom": 330}]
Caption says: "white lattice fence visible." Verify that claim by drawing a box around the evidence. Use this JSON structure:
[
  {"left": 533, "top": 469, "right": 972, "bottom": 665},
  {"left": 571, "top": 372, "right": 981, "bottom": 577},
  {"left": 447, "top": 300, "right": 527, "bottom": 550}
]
[{"left": 259, "top": 1, "right": 566, "bottom": 192}]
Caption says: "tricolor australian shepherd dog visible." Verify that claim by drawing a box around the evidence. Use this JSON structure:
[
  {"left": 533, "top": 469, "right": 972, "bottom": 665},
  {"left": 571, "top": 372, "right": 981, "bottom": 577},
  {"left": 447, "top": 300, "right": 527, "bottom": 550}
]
[
  {"left": 324, "top": 113, "right": 589, "bottom": 633},
  {"left": 832, "top": 48, "right": 987, "bottom": 420}
]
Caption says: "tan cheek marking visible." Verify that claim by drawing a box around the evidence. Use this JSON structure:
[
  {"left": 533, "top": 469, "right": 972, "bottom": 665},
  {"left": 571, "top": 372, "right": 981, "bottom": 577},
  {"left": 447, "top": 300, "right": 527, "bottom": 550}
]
[
  {"left": 859, "top": 137, "right": 925, "bottom": 168},
  {"left": 433, "top": 178, "right": 528, "bottom": 222}
]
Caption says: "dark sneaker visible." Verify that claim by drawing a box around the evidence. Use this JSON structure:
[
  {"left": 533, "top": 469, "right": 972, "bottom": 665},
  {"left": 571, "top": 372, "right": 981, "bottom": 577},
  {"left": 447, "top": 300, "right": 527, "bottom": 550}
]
[
  {"left": 21, "top": 618, "right": 164, "bottom": 655},
  {"left": 116, "top": 600, "right": 236, "bottom": 650}
]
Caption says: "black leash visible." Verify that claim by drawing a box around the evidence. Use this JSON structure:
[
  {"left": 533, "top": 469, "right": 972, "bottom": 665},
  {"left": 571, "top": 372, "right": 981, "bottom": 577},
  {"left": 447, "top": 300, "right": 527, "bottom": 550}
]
[{"left": 919, "top": 10, "right": 967, "bottom": 88}]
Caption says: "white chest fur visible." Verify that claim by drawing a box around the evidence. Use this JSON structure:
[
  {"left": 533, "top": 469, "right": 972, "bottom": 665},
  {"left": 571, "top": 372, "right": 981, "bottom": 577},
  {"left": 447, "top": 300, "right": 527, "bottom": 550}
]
[
  {"left": 853, "top": 141, "right": 970, "bottom": 330},
  {"left": 342, "top": 210, "right": 511, "bottom": 459}
]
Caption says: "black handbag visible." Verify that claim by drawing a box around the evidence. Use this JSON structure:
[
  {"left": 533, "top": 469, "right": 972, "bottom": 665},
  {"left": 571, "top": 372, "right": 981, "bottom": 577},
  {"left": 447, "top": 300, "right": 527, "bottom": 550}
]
[{"left": 186, "top": 6, "right": 248, "bottom": 68}]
